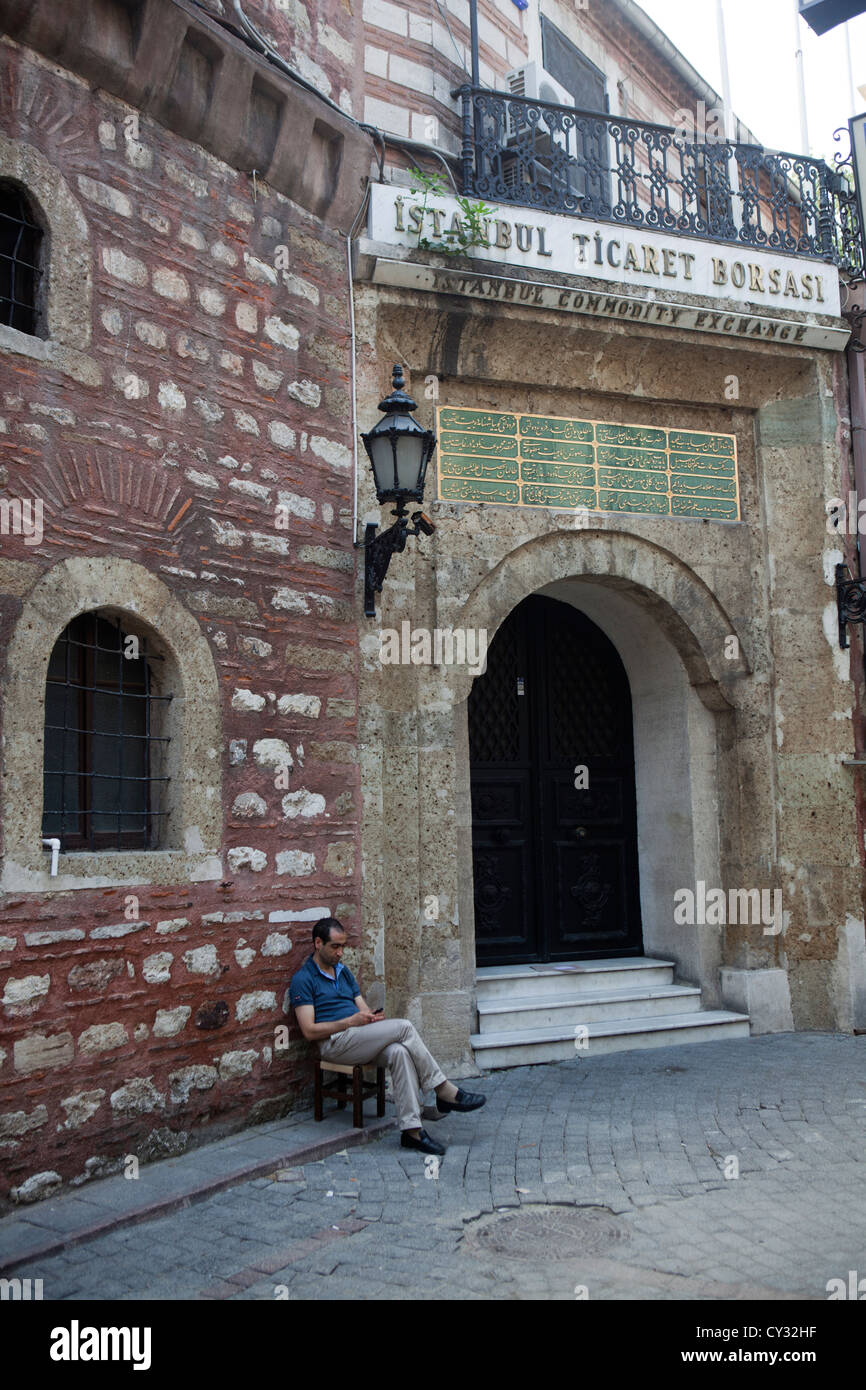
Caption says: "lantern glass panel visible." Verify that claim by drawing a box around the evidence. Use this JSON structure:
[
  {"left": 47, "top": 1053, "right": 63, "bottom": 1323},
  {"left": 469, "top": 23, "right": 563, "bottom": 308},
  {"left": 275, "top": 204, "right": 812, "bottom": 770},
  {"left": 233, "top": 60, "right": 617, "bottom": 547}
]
[
  {"left": 368, "top": 433, "right": 395, "bottom": 494},
  {"left": 395, "top": 434, "right": 423, "bottom": 492}
]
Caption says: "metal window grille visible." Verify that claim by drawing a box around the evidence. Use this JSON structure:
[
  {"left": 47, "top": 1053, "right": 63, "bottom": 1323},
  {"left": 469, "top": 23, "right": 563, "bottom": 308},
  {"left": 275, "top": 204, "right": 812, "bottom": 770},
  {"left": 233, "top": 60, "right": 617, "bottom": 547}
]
[
  {"left": 42, "top": 612, "right": 172, "bottom": 852},
  {"left": 0, "top": 182, "right": 42, "bottom": 335}
]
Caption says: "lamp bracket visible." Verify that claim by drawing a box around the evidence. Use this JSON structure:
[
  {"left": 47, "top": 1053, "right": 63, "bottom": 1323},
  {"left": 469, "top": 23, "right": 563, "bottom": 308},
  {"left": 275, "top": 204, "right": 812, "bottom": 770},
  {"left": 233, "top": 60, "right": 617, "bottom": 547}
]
[
  {"left": 360, "top": 511, "right": 436, "bottom": 617},
  {"left": 836, "top": 562, "right": 866, "bottom": 648}
]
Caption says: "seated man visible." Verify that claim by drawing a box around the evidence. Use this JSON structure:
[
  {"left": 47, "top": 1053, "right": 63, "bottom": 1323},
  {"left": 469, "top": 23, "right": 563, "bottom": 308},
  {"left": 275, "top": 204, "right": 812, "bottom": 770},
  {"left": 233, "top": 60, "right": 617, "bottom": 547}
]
[{"left": 290, "top": 917, "right": 485, "bottom": 1156}]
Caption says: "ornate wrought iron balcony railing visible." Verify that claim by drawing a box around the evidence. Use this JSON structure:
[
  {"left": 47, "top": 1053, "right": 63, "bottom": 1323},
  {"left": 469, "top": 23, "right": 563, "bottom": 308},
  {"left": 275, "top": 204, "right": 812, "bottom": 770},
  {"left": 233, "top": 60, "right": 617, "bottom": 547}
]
[{"left": 455, "top": 85, "right": 863, "bottom": 277}]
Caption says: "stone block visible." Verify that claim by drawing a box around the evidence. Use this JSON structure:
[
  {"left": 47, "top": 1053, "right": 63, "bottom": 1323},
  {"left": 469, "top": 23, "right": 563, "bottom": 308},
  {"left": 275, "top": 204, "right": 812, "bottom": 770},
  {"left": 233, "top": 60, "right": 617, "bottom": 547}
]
[
  {"left": 275, "top": 849, "right": 316, "bottom": 875},
  {"left": 67, "top": 959, "right": 124, "bottom": 992},
  {"left": 218, "top": 1049, "right": 259, "bottom": 1079},
  {"left": 236, "top": 991, "right": 276, "bottom": 1022},
  {"left": 153, "top": 1006, "right": 191, "bottom": 1037},
  {"left": 720, "top": 968, "right": 793, "bottom": 1033},
  {"left": 2, "top": 974, "right": 49, "bottom": 1007},
  {"left": 14, "top": 1031, "right": 74, "bottom": 1073},
  {"left": 78, "top": 1022, "right": 129, "bottom": 1054},
  {"left": 59, "top": 1090, "right": 105, "bottom": 1130},
  {"left": 152, "top": 267, "right": 190, "bottom": 301},
  {"left": 0, "top": 1105, "right": 48, "bottom": 1140},
  {"left": 364, "top": 0, "right": 408, "bottom": 35},
  {"left": 183, "top": 945, "right": 221, "bottom": 975},
  {"left": 169, "top": 1065, "right": 218, "bottom": 1103},
  {"left": 277, "top": 693, "right": 322, "bottom": 717},
  {"left": 227, "top": 847, "right": 268, "bottom": 872},
  {"left": 10, "top": 1171, "right": 62, "bottom": 1204},
  {"left": 142, "top": 952, "right": 174, "bottom": 984},
  {"left": 102, "top": 246, "right": 146, "bottom": 285},
  {"left": 109, "top": 1078, "right": 165, "bottom": 1115}
]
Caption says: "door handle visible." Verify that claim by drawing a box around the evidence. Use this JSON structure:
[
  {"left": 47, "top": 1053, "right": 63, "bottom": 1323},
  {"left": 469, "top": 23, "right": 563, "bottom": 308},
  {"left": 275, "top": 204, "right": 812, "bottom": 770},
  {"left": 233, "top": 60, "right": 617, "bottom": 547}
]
[
  {"left": 492, "top": 827, "right": 511, "bottom": 845},
  {"left": 573, "top": 826, "right": 587, "bottom": 839}
]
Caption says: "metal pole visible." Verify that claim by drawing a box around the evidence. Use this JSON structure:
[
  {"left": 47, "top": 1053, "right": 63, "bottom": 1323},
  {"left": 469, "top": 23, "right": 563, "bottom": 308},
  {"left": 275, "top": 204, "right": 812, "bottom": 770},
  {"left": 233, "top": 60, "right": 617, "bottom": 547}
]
[
  {"left": 715, "top": 0, "right": 741, "bottom": 228},
  {"left": 716, "top": 0, "right": 735, "bottom": 142},
  {"left": 846, "top": 21, "right": 857, "bottom": 118},
  {"left": 793, "top": 0, "right": 810, "bottom": 153},
  {"left": 469, "top": 0, "right": 480, "bottom": 89}
]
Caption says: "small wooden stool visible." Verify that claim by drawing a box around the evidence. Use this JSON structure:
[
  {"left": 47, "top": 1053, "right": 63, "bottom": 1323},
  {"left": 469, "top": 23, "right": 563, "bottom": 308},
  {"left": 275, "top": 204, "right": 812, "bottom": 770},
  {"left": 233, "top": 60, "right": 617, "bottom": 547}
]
[{"left": 314, "top": 1061, "right": 386, "bottom": 1129}]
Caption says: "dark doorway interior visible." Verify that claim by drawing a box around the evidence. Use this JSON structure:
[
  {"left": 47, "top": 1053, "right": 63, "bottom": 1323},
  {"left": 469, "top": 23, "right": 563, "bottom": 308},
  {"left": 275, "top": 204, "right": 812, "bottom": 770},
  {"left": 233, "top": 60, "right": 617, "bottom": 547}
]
[{"left": 468, "top": 594, "right": 643, "bottom": 965}]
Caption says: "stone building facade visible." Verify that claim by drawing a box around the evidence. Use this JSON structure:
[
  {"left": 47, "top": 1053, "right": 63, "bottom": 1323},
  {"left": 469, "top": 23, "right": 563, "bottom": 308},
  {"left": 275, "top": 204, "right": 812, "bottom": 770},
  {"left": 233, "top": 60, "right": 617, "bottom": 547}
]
[
  {"left": 1, "top": 0, "right": 865, "bottom": 1203},
  {"left": 352, "top": 0, "right": 866, "bottom": 1064}
]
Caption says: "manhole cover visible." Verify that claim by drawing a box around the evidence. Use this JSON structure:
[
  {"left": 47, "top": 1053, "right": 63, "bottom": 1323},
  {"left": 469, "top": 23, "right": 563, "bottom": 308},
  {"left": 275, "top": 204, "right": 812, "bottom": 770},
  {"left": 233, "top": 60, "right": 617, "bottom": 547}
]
[{"left": 463, "top": 1205, "right": 630, "bottom": 1261}]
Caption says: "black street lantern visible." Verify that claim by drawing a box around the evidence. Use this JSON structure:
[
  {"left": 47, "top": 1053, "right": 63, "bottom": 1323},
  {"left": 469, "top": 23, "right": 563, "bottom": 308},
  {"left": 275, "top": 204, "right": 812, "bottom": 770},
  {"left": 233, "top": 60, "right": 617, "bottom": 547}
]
[
  {"left": 358, "top": 364, "right": 437, "bottom": 616},
  {"left": 361, "top": 363, "right": 436, "bottom": 508}
]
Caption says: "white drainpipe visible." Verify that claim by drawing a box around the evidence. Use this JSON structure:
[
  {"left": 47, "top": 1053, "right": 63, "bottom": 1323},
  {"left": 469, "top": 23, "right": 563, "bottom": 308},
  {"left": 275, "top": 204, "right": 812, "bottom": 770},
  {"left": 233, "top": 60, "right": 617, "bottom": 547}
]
[{"left": 41, "top": 837, "right": 60, "bottom": 877}]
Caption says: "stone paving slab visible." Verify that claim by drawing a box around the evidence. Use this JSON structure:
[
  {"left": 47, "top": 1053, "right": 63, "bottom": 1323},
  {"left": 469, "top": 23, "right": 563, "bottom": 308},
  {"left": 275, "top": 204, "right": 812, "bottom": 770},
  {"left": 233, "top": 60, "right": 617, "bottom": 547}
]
[
  {"left": 0, "top": 1102, "right": 395, "bottom": 1273},
  {"left": 5, "top": 1033, "right": 866, "bottom": 1301}
]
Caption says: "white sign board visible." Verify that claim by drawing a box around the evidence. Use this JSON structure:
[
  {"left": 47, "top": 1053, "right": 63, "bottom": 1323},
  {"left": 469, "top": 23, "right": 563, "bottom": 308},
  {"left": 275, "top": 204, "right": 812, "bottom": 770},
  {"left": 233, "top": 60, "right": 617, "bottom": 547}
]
[{"left": 366, "top": 183, "right": 844, "bottom": 336}]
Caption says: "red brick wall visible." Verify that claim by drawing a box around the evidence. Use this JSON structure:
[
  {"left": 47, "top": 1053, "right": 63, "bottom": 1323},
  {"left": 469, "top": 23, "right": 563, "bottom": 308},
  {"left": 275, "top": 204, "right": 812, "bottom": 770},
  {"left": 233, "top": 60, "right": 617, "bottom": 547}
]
[{"left": 0, "top": 39, "right": 361, "bottom": 1202}]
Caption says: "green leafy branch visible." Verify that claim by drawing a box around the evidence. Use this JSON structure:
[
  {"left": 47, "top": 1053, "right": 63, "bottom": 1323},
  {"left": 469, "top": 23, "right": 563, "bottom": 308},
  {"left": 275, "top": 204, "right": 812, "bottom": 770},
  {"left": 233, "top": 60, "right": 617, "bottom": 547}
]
[{"left": 408, "top": 166, "right": 495, "bottom": 257}]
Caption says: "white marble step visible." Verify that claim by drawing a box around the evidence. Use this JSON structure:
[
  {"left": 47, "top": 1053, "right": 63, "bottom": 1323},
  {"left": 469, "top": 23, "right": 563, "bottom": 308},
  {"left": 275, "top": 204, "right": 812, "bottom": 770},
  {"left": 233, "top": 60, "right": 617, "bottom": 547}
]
[
  {"left": 476, "top": 983, "right": 702, "bottom": 1033},
  {"left": 476, "top": 957, "right": 676, "bottom": 1000},
  {"left": 470, "top": 1009, "right": 751, "bottom": 1069}
]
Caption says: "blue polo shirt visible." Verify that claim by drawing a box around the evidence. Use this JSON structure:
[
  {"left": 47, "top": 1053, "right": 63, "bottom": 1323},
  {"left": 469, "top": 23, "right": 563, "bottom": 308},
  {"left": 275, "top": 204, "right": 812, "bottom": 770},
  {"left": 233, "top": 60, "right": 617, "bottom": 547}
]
[{"left": 289, "top": 954, "right": 360, "bottom": 1023}]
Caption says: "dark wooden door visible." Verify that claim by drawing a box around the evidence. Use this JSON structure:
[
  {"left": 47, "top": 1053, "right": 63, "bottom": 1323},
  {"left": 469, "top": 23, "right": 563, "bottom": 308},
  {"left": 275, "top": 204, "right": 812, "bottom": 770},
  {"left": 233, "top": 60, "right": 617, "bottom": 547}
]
[{"left": 468, "top": 594, "right": 642, "bottom": 965}]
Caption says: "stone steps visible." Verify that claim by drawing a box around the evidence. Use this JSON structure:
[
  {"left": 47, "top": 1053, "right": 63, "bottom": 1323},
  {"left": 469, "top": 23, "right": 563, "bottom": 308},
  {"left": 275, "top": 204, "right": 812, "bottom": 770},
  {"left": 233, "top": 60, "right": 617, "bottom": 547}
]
[
  {"left": 472, "top": 957, "right": 750, "bottom": 1068},
  {"left": 476, "top": 956, "right": 677, "bottom": 999},
  {"left": 476, "top": 982, "right": 703, "bottom": 1033}
]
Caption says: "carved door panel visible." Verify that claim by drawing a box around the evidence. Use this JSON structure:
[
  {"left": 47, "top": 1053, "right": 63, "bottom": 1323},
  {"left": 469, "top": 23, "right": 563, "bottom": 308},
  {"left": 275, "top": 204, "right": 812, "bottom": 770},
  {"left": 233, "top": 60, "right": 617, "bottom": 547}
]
[
  {"left": 467, "top": 599, "right": 538, "bottom": 963},
  {"left": 469, "top": 594, "right": 642, "bottom": 964}
]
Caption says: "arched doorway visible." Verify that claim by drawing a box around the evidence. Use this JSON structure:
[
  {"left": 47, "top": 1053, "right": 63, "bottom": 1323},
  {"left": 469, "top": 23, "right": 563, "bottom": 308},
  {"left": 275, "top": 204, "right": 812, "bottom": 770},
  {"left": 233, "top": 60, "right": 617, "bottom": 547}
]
[{"left": 468, "top": 592, "right": 642, "bottom": 965}]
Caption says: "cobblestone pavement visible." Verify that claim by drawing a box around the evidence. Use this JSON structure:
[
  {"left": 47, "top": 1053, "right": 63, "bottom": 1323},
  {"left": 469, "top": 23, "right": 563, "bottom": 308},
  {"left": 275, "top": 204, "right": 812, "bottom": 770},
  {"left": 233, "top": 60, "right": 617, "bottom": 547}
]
[{"left": 14, "top": 1033, "right": 866, "bottom": 1301}]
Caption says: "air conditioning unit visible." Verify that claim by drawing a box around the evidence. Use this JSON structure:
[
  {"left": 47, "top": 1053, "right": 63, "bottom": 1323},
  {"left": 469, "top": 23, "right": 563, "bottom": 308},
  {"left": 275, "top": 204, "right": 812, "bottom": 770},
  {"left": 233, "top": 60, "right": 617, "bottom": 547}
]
[
  {"left": 506, "top": 62, "right": 575, "bottom": 110},
  {"left": 503, "top": 62, "right": 575, "bottom": 151}
]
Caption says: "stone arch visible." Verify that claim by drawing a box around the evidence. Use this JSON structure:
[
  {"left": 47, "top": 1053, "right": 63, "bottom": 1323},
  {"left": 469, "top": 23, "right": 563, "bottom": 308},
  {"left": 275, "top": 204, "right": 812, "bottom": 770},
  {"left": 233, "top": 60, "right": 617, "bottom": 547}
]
[
  {"left": 448, "top": 528, "right": 750, "bottom": 1004},
  {"left": 0, "top": 133, "right": 92, "bottom": 350},
  {"left": 447, "top": 526, "right": 750, "bottom": 709},
  {"left": 0, "top": 556, "right": 222, "bottom": 892}
]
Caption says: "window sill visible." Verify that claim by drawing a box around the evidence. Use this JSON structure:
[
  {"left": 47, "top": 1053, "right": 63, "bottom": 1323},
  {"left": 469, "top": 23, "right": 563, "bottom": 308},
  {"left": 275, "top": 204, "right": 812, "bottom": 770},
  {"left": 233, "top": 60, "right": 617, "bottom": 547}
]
[
  {"left": 1, "top": 848, "right": 223, "bottom": 894},
  {"left": 0, "top": 323, "right": 102, "bottom": 387}
]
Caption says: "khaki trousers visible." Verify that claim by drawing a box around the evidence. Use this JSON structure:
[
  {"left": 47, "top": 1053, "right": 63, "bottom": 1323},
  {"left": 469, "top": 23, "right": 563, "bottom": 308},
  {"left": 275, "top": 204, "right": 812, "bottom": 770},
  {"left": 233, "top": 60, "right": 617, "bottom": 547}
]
[{"left": 318, "top": 1018, "right": 447, "bottom": 1130}]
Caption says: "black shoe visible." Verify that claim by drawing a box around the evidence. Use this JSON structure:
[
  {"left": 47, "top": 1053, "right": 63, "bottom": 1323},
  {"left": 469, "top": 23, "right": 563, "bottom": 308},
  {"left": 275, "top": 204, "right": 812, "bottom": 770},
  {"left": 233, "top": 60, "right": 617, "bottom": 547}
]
[
  {"left": 400, "top": 1128, "right": 446, "bottom": 1156},
  {"left": 436, "top": 1087, "right": 487, "bottom": 1114}
]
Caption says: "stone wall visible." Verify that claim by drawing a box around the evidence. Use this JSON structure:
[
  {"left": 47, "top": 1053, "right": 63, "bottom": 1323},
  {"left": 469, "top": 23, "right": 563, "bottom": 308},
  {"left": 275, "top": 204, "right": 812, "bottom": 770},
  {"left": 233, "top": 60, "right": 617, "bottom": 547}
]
[
  {"left": 352, "top": 278, "right": 866, "bottom": 1059},
  {"left": 0, "top": 35, "right": 361, "bottom": 1203}
]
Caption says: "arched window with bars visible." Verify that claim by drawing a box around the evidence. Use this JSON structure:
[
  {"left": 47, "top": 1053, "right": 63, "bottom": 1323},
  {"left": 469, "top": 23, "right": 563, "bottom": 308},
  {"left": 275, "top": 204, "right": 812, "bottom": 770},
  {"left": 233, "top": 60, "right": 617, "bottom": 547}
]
[
  {"left": 0, "top": 180, "right": 44, "bottom": 336},
  {"left": 41, "top": 612, "right": 173, "bottom": 852}
]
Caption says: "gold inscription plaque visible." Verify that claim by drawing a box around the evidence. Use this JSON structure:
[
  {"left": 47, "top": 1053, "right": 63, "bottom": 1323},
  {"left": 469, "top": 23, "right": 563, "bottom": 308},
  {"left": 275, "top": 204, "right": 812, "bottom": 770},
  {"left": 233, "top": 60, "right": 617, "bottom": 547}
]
[{"left": 436, "top": 407, "right": 739, "bottom": 521}]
